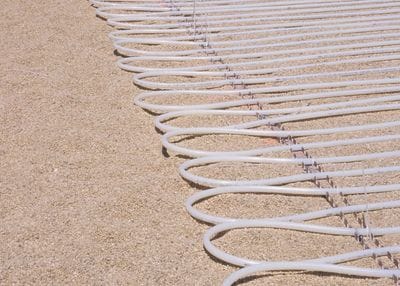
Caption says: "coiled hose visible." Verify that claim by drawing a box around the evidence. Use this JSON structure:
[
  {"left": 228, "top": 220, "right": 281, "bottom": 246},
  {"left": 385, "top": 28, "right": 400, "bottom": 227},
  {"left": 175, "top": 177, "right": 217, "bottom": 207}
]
[{"left": 90, "top": 0, "right": 400, "bottom": 284}]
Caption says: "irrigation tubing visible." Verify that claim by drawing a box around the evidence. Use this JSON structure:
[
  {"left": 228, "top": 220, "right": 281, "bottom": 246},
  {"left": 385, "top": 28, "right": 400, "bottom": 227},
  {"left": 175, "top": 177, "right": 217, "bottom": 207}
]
[{"left": 90, "top": 0, "right": 400, "bottom": 284}]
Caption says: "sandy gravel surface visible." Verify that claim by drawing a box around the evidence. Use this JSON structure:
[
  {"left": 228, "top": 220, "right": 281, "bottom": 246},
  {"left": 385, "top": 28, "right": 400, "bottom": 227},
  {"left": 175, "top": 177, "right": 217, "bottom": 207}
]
[
  {"left": 0, "top": 1, "right": 224, "bottom": 285},
  {"left": 1, "top": 1, "right": 398, "bottom": 285}
]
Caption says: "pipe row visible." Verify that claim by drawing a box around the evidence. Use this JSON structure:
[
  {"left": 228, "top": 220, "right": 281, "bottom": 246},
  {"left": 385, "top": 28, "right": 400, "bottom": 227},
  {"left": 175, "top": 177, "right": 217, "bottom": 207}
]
[{"left": 90, "top": 0, "right": 400, "bottom": 284}]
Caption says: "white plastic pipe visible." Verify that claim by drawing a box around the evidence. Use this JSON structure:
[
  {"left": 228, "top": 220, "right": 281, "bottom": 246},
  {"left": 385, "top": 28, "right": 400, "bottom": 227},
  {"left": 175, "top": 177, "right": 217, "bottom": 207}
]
[{"left": 90, "top": 0, "right": 400, "bottom": 284}]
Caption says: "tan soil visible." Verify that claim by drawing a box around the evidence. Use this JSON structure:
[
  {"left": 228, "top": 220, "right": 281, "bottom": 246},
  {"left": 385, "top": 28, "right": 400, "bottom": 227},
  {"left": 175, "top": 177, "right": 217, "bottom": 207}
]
[{"left": 1, "top": 1, "right": 398, "bottom": 285}]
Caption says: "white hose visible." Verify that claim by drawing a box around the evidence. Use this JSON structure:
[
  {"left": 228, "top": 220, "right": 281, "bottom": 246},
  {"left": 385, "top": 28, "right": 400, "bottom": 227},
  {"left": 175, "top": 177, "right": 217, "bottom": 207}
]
[{"left": 90, "top": 0, "right": 400, "bottom": 284}]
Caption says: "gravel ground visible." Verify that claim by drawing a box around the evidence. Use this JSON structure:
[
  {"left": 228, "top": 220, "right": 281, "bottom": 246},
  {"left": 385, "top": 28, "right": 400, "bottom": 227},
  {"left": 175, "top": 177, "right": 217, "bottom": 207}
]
[{"left": 0, "top": 1, "right": 398, "bottom": 285}]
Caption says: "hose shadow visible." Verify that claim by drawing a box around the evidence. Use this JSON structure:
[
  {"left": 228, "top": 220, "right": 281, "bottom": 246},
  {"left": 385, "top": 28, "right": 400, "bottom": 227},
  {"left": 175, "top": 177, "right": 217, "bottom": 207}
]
[{"left": 232, "top": 271, "right": 382, "bottom": 286}]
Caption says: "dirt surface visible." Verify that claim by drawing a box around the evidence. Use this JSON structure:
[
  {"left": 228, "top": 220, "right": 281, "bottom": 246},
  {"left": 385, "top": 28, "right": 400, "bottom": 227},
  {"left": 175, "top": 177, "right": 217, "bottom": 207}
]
[
  {"left": 0, "top": 1, "right": 398, "bottom": 285},
  {"left": 0, "top": 1, "right": 220, "bottom": 285}
]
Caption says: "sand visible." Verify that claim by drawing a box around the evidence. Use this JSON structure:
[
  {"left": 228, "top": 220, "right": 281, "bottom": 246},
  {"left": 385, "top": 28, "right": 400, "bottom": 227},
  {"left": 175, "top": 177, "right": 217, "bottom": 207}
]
[
  {"left": 1, "top": 1, "right": 398, "bottom": 285},
  {"left": 0, "top": 1, "right": 219, "bottom": 284}
]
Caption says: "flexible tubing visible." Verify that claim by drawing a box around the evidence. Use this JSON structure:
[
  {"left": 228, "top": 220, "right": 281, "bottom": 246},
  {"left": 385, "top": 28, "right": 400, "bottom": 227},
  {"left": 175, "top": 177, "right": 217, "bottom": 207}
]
[
  {"left": 90, "top": 0, "right": 400, "bottom": 284},
  {"left": 136, "top": 85, "right": 400, "bottom": 112}
]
